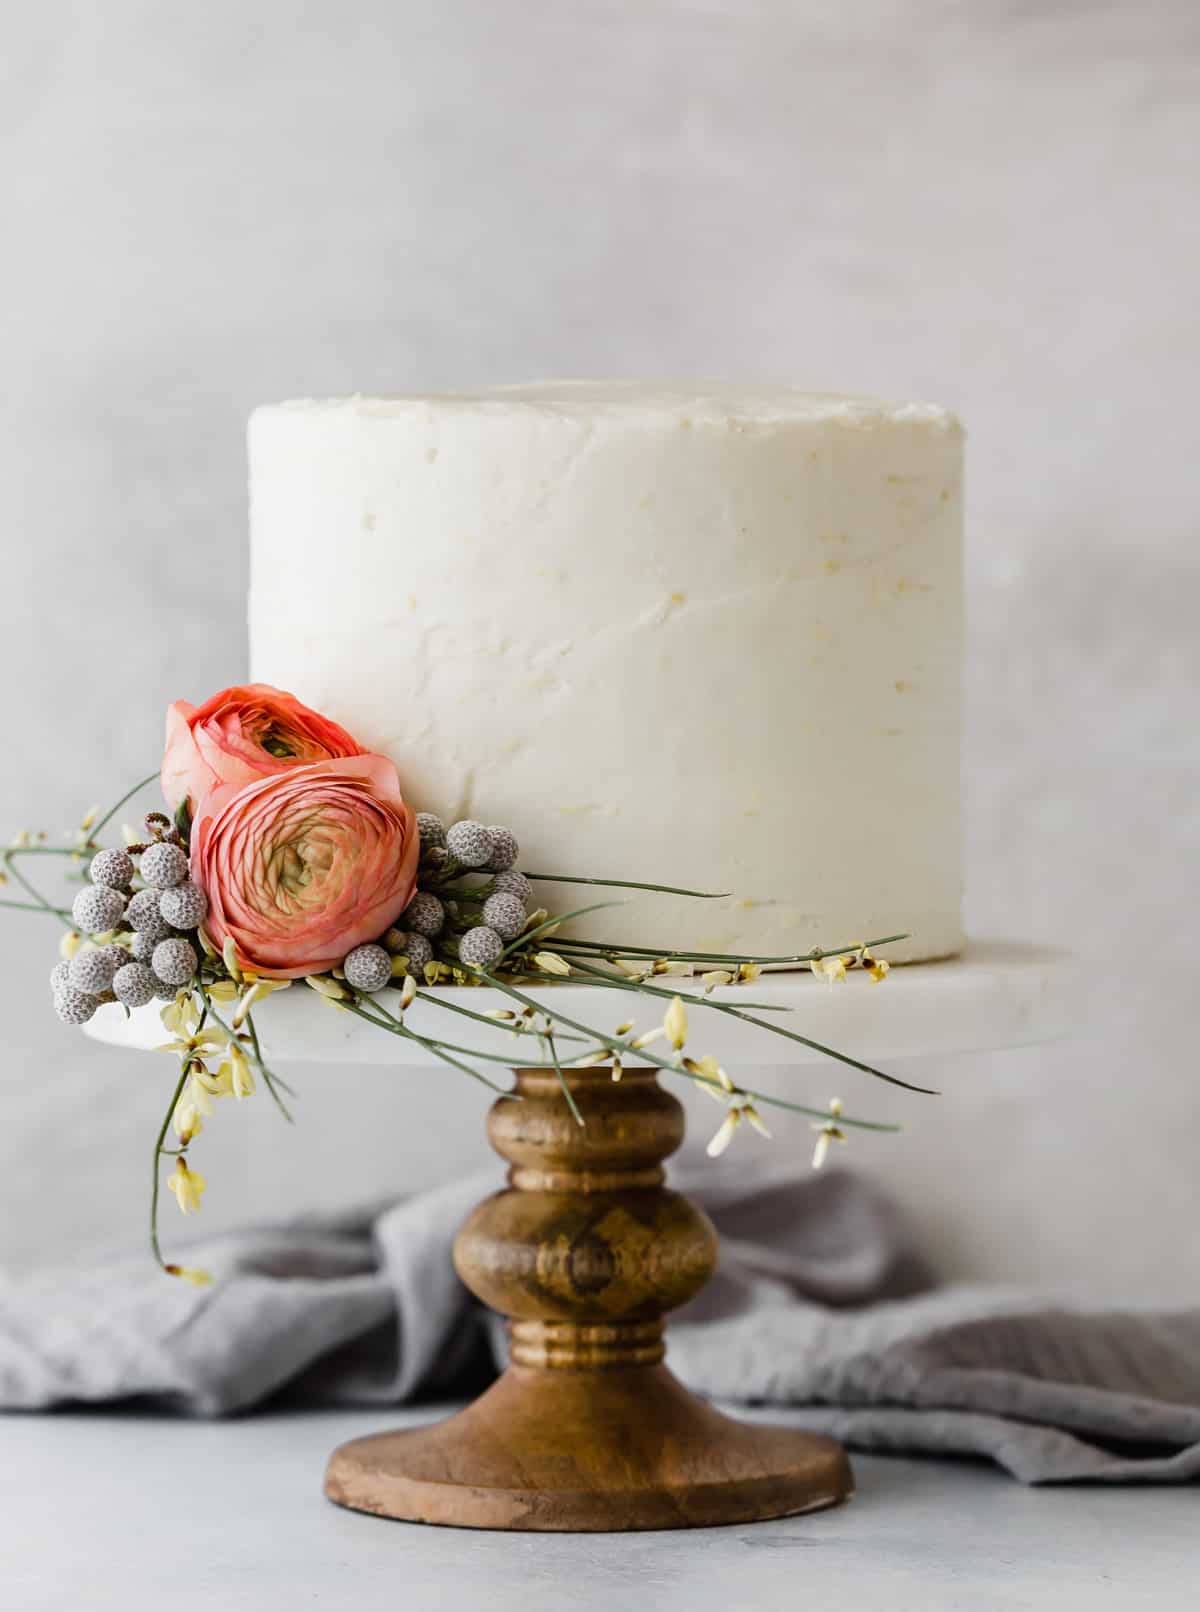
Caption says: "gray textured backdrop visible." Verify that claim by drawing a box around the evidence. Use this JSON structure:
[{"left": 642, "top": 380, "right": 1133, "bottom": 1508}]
[{"left": 1, "top": 2, "right": 1196, "bottom": 1292}]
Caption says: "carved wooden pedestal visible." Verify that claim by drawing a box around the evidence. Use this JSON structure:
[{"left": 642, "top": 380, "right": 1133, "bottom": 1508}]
[{"left": 325, "top": 1067, "right": 853, "bottom": 1530}]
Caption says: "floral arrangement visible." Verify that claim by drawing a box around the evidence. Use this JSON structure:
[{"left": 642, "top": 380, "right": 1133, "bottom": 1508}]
[{"left": 3, "top": 684, "right": 928, "bottom": 1285}]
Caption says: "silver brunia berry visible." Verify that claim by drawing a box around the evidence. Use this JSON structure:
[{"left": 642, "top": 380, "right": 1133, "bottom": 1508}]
[
  {"left": 68, "top": 947, "right": 121, "bottom": 996},
  {"left": 152, "top": 937, "right": 198, "bottom": 986},
  {"left": 54, "top": 987, "right": 97, "bottom": 1025},
  {"left": 481, "top": 891, "right": 526, "bottom": 941},
  {"left": 404, "top": 891, "right": 445, "bottom": 937},
  {"left": 89, "top": 848, "right": 135, "bottom": 890},
  {"left": 71, "top": 884, "right": 127, "bottom": 936},
  {"left": 492, "top": 869, "right": 532, "bottom": 906},
  {"left": 112, "top": 962, "right": 159, "bottom": 1009},
  {"left": 125, "top": 887, "right": 172, "bottom": 939},
  {"left": 139, "top": 841, "right": 189, "bottom": 890},
  {"left": 159, "top": 881, "right": 208, "bottom": 931},
  {"left": 445, "top": 819, "right": 493, "bottom": 869},
  {"left": 458, "top": 926, "right": 504, "bottom": 968},
  {"left": 485, "top": 826, "right": 519, "bottom": 871},
  {"left": 402, "top": 934, "right": 434, "bottom": 970},
  {"left": 416, "top": 812, "right": 447, "bottom": 850},
  {"left": 342, "top": 943, "right": 392, "bottom": 993}
]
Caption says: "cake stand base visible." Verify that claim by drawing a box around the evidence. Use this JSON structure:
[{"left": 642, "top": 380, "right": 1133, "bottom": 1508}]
[
  {"left": 324, "top": 1064, "right": 853, "bottom": 1532},
  {"left": 326, "top": 1365, "right": 851, "bottom": 1531}
]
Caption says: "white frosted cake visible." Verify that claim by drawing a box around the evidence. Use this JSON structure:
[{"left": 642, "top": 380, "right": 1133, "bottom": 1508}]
[{"left": 248, "top": 383, "right": 963, "bottom": 964}]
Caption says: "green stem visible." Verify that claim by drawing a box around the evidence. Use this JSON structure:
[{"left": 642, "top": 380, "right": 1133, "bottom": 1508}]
[
  {"left": 561, "top": 956, "right": 938, "bottom": 1097},
  {"left": 150, "top": 1070, "right": 189, "bottom": 1271},
  {"left": 476, "top": 969, "right": 899, "bottom": 1131},
  {"left": 412, "top": 987, "right": 587, "bottom": 1044},
  {"left": 0, "top": 897, "right": 73, "bottom": 917},
  {"left": 342, "top": 998, "right": 514, "bottom": 1094},
  {"left": 495, "top": 900, "right": 624, "bottom": 965},
  {"left": 1, "top": 851, "right": 75, "bottom": 931},
  {"left": 198, "top": 987, "right": 294, "bottom": 1123},
  {"left": 545, "top": 932, "right": 910, "bottom": 967},
  {"left": 524, "top": 873, "right": 729, "bottom": 899},
  {"left": 545, "top": 1033, "right": 584, "bottom": 1127},
  {"left": 90, "top": 771, "right": 161, "bottom": 841}
]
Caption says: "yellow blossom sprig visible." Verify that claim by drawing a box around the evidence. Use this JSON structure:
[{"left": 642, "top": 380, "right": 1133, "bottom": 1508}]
[
  {"left": 471, "top": 969, "right": 902, "bottom": 1132},
  {"left": 553, "top": 955, "right": 936, "bottom": 1096},
  {"left": 811, "top": 1098, "right": 848, "bottom": 1168},
  {"left": 535, "top": 931, "right": 909, "bottom": 969},
  {"left": 167, "top": 1157, "right": 206, "bottom": 1215},
  {"left": 810, "top": 954, "right": 852, "bottom": 984}
]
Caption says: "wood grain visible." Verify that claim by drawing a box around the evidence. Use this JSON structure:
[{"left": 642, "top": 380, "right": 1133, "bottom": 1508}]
[{"left": 325, "top": 1067, "right": 853, "bottom": 1530}]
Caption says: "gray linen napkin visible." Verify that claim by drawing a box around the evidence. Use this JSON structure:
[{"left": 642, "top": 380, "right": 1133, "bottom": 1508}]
[{"left": 2, "top": 1167, "right": 1197, "bottom": 1485}]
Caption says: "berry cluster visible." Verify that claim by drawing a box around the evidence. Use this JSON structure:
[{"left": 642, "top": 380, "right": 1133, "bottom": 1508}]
[
  {"left": 334, "top": 815, "right": 530, "bottom": 995},
  {"left": 51, "top": 815, "right": 207, "bottom": 1025}
]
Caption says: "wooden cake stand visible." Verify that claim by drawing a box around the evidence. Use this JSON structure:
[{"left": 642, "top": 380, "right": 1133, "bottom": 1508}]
[
  {"left": 88, "top": 941, "right": 1072, "bottom": 1532},
  {"left": 327, "top": 1061, "right": 851, "bottom": 1530}
]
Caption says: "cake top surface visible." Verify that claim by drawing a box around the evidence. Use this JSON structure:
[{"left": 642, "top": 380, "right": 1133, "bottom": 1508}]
[{"left": 255, "top": 382, "right": 961, "bottom": 432}]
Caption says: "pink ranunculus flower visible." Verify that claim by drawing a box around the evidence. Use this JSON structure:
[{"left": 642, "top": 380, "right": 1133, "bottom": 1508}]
[
  {"left": 190, "top": 755, "right": 419, "bottom": 978},
  {"left": 161, "top": 684, "right": 366, "bottom": 815}
]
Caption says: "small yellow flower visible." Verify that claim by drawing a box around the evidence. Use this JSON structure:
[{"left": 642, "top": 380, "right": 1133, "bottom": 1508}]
[
  {"left": 9, "top": 829, "right": 31, "bottom": 849},
  {"left": 861, "top": 948, "right": 890, "bottom": 984},
  {"left": 230, "top": 976, "right": 289, "bottom": 1027},
  {"left": 664, "top": 995, "right": 688, "bottom": 1051},
  {"left": 653, "top": 960, "right": 694, "bottom": 977},
  {"left": 167, "top": 1158, "right": 206, "bottom": 1216},
  {"left": 78, "top": 804, "right": 100, "bottom": 834},
  {"left": 810, "top": 954, "right": 850, "bottom": 985},
  {"left": 219, "top": 1042, "right": 255, "bottom": 1101},
  {"left": 159, "top": 1024, "right": 227, "bottom": 1061},
  {"left": 811, "top": 1098, "right": 847, "bottom": 1168},
  {"left": 159, "top": 993, "right": 206, "bottom": 1038},
  {"left": 701, "top": 969, "right": 734, "bottom": 989},
  {"left": 614, "top": 1019, "right": 634, "bottom": 1036},
  {"left": 166, "top": 1265, "right": 213, "bottom": 1287},
  {"left": 737, "top": 963, "right": 762, "bottom": 983},
  {"left": 222, "top": 937, "right": 244, "bottom": 984},
  {"left": 532, "top": 952, "right": 571, "bottom": 977},
  {"left": 172, "top": 1079, "right": 209, "bottom": 1142},
  {"left": 398, "top": 973, "right": 418, "bottom": 1011},
  {"left": 685, "top": 1053, "right": 735, "bottom": 1097},
  {"left": 205, "top": 980, "right": 240, "bottom": 1005},
  {"left": 705, "top": 1096, "right": 771, "bottom": 1157},
  {"left": 58, "top": 930, "right": 83, "bottom": 962},
  {"left": 611, "top": 958, "right": 647, "bottom": 979},
  {"left": 305, "top": 974, "right": 346, "bottom": 1000},
  {"left": 630, "top": 1025, "right": 666, "bottom": 1050},
  {"left": 610, "top": 1056, "right": 624, "bottom": 1082},
  {"left": 706, "top": 1108, "right": 741, "bottom": 1157},
  {"left": 568, "top": 1048, "right": 611, "bottom": 1068}
]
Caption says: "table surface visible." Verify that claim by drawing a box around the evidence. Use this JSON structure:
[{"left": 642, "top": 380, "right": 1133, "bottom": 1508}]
[{"left": 3, "top": 1403, "right": 1194, "bottom": 1611}]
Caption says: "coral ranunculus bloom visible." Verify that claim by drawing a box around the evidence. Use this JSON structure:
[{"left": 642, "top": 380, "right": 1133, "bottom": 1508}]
[
  {"left": 190, "top": 755, "right": 419, "bottom": 978},
  {"left": 161, "top": 684, "right": 366, "bottom": 814}
]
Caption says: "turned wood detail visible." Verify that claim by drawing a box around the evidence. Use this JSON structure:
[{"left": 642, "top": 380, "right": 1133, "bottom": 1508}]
[
  {"left": 452, "top": 1067, "right": 718, "bottom": 1369},
  {"left": 324, "top": 1063, "right": 853, "bottom": 1531}
]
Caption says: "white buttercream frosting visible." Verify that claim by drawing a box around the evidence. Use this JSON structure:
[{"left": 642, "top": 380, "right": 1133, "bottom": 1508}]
[{"left": 248, "top": 382, "right": 964, "bottom": 963}]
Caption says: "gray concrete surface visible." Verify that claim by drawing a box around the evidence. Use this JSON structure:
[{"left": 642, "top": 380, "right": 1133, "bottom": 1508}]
[{"left": 2, "top": 1404, "right": 1195, "bottom": 1611}]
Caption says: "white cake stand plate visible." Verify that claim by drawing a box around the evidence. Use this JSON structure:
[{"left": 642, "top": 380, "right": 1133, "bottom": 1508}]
[{"left": 86, "top": 939, "right": 1075, "bottom": 1068}]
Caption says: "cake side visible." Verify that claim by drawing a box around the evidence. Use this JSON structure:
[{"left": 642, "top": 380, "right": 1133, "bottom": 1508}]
[{"left": 248, "top": 385, "right": 963, "bottom": 963}]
